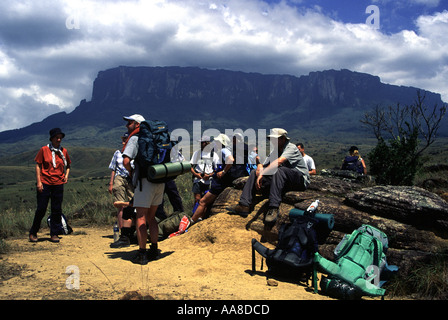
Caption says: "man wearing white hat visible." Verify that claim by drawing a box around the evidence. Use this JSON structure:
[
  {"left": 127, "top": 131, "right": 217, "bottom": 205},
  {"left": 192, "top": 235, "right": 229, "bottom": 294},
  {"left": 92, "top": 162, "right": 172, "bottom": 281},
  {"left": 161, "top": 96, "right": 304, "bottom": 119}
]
[
  {"left": 122, "top": 114, "right": 165, "bottom": 265},
  {"left": 232, "top": 128, "right": 310, "bottom": 225}
]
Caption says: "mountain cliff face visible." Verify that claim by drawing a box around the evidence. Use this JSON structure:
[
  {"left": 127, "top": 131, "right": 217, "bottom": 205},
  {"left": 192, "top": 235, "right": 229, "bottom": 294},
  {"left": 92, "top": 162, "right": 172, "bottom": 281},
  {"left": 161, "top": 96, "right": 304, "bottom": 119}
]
[{"left": 0, "top": 66, "right": 445, "bottom": 144}]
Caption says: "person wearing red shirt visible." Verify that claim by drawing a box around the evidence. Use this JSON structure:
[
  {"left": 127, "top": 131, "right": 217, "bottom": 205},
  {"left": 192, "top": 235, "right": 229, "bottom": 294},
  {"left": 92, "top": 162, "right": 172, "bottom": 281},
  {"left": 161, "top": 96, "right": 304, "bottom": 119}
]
[{"left": 29, "top": 128, "right": 71, "bottom": 243}]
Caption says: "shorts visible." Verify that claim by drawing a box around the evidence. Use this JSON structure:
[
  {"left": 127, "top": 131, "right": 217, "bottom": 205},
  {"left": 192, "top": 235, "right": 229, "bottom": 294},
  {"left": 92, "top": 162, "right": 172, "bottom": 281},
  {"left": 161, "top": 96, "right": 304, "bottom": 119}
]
[
  {"left": 192, "top": 180, "right": 211, "bottom": 194},
  {"left": 122, "top": 206, "right": 136, "bottom": 220},
  {"left": 112, "top": 175, "right": 134, "bottom": 203},
  {"left": 133, "top": 178, "right": 165, "bottom": 208},
  {"left": 209, "top": 175, "right": 233, "bottom": 196}
]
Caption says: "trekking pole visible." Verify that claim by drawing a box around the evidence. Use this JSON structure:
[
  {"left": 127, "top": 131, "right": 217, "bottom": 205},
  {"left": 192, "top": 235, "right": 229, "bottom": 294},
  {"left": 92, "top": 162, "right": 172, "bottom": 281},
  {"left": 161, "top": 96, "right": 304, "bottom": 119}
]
[{"left": 251, "top": 241, "right": 256, "bottom": 274}]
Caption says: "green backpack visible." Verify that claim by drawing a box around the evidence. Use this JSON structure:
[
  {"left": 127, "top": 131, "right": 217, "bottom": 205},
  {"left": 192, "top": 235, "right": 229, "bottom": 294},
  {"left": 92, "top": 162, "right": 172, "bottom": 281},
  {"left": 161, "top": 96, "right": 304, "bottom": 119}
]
[{"left": 315, "top": 224, "right": 397, "bottom": 299}]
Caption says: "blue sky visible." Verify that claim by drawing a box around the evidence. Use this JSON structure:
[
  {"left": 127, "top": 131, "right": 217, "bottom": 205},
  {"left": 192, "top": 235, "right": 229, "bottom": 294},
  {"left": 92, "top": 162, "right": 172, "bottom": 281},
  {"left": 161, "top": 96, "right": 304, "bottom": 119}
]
[
  {"left": 0, "top": 0, "right": 447, "bottom": 131},
  {"left": 265, "top": 0, "right": 446, "bottom": 33}
]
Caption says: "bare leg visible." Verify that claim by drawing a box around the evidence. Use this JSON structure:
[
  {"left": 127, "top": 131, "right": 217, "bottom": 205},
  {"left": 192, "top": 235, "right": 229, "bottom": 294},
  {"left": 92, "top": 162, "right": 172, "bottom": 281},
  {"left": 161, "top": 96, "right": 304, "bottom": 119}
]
[
  {"left": 136, "top": 207, "right": 149, "bottom": 251},
  {"left": 191, "top": 192, "right": 217, "bottom": 222}
]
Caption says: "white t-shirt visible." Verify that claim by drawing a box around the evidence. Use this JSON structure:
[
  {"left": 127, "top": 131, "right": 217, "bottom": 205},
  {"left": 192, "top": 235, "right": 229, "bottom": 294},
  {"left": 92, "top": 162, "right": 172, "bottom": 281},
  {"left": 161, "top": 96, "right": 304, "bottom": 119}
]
[
  {"left": 190, "top": 149, "right": 220, "bottom": 184},
  {"left": 303, "top": 154, "right": 316, "bottom": 172}
]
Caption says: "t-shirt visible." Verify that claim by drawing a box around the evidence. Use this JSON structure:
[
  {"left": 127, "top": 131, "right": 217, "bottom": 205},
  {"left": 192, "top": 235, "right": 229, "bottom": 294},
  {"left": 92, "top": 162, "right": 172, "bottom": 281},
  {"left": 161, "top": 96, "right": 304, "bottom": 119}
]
[
  {"left": 35, "top": 145, "right": 71, "bottom": 185},
  {"left": 109, "top": 150, "right": 131, "bottom": 178},
  {"left": 264, "top": 142, "right": 310, "bottom": 187},
  {"left": 122, "top": 135, "right": 140, "bottom": 186},
  {"left": 303, "top": 154, "right": 316, "bottom": 172},
  {"left": 122, "top": 135, "right": 139, "bottom": 160},
  {"left": 190, "top": 149, "right": 220, "bottom": 184}
]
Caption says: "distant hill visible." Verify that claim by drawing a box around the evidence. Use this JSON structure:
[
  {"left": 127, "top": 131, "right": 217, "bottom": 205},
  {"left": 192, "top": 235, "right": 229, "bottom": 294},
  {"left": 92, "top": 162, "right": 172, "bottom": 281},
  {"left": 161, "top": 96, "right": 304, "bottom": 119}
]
[
  {"left": 0, "top": 146, "right": 115, "bottom": 183},
  {"left": 0, "top": 66, "right": 446, "bottom": 151}
]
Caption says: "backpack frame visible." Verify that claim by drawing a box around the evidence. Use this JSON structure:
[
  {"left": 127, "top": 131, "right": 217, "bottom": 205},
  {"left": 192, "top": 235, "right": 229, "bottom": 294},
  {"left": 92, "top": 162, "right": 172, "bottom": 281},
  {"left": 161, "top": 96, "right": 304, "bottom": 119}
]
[{"left": 251, "top": 214, "right": 320, "bottom": 285}]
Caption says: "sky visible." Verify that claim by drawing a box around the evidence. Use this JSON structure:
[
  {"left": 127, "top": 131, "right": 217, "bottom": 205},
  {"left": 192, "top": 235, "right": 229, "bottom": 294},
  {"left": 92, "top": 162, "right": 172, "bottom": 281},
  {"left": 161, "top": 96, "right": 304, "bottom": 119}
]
[{"left": 0, "top": 0, "right": 447, "bottom": 132}]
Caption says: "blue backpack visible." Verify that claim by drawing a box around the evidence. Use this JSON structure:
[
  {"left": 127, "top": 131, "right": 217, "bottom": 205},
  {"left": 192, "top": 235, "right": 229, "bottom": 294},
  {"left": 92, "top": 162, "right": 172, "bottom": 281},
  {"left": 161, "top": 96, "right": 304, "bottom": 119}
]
[
  {"left": 341, "top": 155, "right": 364, "bottom": 174},
  {"left": 136, "top": 120, "right": 173, "bottom": 183},
  {"left": 252, "top": 215, "right": 319, "bottom": 279},
  {"left": 47, "top": 213, "right": 73, "bottom": 235}
]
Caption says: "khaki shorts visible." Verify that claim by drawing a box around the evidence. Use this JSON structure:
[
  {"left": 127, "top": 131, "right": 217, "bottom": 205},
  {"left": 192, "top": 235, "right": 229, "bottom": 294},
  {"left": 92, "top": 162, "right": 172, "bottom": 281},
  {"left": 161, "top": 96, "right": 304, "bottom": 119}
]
[
  {"left": 112, "top": 175, "right": 134, "bottom": 203},
  {"left": 133, "top": 179, "right": 165, "bottom": 208}
]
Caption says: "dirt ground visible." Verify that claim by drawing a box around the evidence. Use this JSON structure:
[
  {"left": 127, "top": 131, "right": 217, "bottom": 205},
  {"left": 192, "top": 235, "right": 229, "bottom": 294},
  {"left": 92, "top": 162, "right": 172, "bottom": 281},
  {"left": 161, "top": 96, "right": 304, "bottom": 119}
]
[{"left": 0, "top": 212, "right": 338, "bottom": 301}]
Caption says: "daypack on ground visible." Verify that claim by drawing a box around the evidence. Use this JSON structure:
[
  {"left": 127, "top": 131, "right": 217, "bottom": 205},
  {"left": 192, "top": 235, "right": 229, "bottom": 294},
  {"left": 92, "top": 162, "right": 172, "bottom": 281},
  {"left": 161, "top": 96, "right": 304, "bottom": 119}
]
[
  {"left": 136, "top": 120, "right": 173, "bottom": 183},
  {"left": 251, "top": 214, "right": 320, "bottom": 281},
  {"left": 315, "top": 224, "right": 398, "bottom": 299},
  {"left": 47, "top": 213, "right": 73, "bottom": 235},
  {"left": 341, "top": 155, "right": 364, "bottom": 174}
]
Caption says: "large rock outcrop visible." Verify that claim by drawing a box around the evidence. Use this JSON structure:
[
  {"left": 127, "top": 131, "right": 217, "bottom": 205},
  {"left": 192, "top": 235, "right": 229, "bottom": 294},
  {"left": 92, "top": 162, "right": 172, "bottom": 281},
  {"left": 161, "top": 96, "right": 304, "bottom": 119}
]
[{"left": 209, "top": 174, "right": 448, "bottom": 275}]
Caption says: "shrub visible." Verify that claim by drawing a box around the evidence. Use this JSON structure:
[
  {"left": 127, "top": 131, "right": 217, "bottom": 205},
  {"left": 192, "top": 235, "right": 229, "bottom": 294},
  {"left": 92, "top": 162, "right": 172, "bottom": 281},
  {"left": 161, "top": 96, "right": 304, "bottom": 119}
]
[{"left": 368, "top": 126, "right": 422, "bottom": 185}]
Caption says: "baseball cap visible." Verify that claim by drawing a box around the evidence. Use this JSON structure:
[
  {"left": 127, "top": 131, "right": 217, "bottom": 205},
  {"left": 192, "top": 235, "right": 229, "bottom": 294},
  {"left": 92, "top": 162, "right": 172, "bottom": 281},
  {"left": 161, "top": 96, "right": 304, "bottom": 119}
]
[{"left": 123, "top": 114, "right": 145, "bottom": 123}]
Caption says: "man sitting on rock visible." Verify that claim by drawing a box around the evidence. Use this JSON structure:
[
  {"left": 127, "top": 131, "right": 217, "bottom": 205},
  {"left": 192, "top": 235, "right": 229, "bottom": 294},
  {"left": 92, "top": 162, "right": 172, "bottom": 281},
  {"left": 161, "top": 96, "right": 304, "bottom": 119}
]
[{"left": 231, "top": 128, "right": 310, "bottom": 224}]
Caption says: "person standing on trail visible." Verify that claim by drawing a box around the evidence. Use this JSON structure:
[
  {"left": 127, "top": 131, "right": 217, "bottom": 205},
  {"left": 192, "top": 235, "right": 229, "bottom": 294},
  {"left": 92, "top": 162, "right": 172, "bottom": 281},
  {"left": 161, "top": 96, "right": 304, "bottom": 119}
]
[
  {"left": 108, "top": 132, "right": 136, "bottom": 248},
  {"left": 122, "top": 114, "right": 165, "bottom": 265},
  {"left": 29, "top": 128, "right": 71, "bottom": 243}
]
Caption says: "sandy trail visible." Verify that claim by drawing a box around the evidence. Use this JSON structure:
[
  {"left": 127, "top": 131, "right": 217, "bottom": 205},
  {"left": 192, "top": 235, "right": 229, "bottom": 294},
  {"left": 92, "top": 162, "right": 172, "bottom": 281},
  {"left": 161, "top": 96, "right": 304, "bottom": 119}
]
[{"left": 0, "top": 212, "right": 333, "bottom": 301}]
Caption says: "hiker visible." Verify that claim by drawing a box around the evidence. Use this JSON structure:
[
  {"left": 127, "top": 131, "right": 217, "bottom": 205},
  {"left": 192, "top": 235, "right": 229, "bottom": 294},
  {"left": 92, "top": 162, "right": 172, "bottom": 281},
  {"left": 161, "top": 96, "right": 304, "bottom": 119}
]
[
  {"left": 172, "top": 133, "right": 248, "bottom": 236},
  {"left": 108, "top": 132, "right": 135, "bottom": 248},
  {"left": 248, "top": 144, "right": 258, "bottom": 168},
  {"left": 296, "top": 143, "right": 316, "bottom": 175},
  {"left": 29, "top": 128, "right": 71, "bottom": 243},
  {"left": 232, "top": 128, "right": 310, "bottom": 224},
  {"left": 122, "top": 114, "right": 165, "bottom": 265},
  {"left": 341, "top": 146, "right": 367, "bottom": 175},
  {"left": 190, "top": 135, "right": 219, "bottom": 211}
]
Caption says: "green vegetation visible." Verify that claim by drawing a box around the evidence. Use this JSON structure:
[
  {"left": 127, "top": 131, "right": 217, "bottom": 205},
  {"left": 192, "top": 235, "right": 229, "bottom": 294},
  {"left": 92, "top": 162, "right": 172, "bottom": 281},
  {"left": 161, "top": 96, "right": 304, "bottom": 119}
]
[
  {"left": 387, "top": 253, "right": 448, "bottom": 300},
  {"left": 368, "top": 128, "right": 421, "bottom": 185},
  {"left": 361, "top": 91, "right": 447, "bottom": 186}
]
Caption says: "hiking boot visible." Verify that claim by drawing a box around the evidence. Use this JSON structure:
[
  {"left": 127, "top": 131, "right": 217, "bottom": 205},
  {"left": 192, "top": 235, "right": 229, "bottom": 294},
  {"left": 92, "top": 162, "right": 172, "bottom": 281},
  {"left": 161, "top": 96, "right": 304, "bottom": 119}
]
[
  {"left": 110, "top": 235, "right": 131, "bottom": 248},
  {"left": 264, "top": 207, "right": 279, "bottom": 225},
  {"left": 29, "top": 234, "right": 38, "bottom": 243},
  {"left": 50, "top": 235, "right": 60, "bottom": 243},
  {"left": 147, "top": 244, "right": 159, "bottom": 261},
  {"left": 228, "top": 204, "right": 251, "bottom": 217},
  {"left": 131, "top": 250, "right": 149, "bottom": 265}
]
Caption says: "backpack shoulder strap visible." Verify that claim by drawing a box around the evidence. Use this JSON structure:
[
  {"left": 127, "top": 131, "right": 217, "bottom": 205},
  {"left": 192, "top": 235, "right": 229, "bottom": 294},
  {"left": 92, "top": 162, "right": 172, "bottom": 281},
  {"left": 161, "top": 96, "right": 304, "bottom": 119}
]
[{"left": 334, "top": 229, "right": 362, "bottom": 260}]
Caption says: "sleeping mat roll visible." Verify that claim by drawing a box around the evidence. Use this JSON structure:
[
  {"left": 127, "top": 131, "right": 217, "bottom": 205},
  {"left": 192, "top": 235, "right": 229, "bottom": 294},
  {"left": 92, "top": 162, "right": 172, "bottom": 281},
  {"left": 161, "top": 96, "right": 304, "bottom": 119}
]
[
  {"left": 289, "top": 208, "right": 335, "bottom": 231},
  {"left": 148, "top": 161, "right": 191, "bottom": 180}
]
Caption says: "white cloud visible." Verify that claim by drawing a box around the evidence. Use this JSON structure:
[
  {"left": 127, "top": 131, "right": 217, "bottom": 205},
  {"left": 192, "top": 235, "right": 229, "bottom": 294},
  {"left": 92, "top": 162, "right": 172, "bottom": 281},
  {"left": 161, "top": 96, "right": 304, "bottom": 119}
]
[{"left": 0, "top": 0, "right": 447, "bottom": 131}]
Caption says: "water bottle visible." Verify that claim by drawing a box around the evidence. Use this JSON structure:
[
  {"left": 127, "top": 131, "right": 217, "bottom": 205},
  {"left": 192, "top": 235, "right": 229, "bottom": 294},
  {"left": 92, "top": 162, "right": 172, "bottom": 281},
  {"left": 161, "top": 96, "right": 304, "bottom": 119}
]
[
  {"left": 113, "top": 222, "right": 119, "bottom": 242},
  {"left": 306, "top": 200, "right": 319, "bottom": 213}
]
